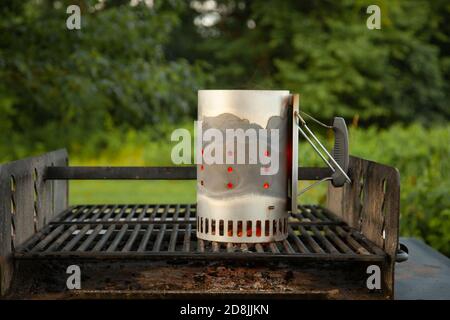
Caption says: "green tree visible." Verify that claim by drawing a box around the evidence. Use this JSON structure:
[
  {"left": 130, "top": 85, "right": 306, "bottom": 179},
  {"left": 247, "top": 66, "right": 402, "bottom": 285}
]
[
  {"left": 171, "top": 0, "right": 449, "bottom": 124},
  {"left": 0, "top": 0, "right": 210, "bottom": 160}
]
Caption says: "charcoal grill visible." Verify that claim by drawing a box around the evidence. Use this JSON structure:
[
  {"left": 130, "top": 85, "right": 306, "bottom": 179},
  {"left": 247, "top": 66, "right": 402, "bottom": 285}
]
[
  {"left": 0, "top": 149, "right": 405, "bottom": 299},
  {"left": 15, "top": 204, "right": 385, "bottom": 262}
]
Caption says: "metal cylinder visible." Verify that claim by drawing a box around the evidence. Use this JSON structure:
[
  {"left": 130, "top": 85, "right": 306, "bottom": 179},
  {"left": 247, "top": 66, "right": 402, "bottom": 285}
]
[{"left": 197, "top": 90, "right": 291, "bottom": 243}]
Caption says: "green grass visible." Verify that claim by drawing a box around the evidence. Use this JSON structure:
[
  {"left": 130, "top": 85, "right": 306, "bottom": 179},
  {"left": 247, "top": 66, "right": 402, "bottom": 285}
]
[
  {"left": 70, "top": 180, "right": 197, "bottom": 205},
  {"left": 69, "top": 180, "right": 325, "bottom": 206}
]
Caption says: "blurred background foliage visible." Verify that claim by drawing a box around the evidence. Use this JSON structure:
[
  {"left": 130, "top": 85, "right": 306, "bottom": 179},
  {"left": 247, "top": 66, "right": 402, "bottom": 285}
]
[{"left": 0, "top": 0, "right": 449, "bottom": 255}]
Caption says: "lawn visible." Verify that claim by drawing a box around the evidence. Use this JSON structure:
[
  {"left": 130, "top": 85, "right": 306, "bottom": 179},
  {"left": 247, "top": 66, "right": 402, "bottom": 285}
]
[
  {"left": 69, "top": 180, "right": 326, "bottom": 206},
  {"left": 70, "top": 180, "right": 197, "bottom": 205}
]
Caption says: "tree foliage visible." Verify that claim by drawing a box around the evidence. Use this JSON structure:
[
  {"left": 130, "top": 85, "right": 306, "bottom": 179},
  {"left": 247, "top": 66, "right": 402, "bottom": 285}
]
[
  {"left": 0, "top": 0, "right": 210, "bottom": 159},
  {"left": 172, "top": 0, "right": 449, "bottom": 124},
  {"left": 1, "top": 0, "right": 449, "bottom": 159}
]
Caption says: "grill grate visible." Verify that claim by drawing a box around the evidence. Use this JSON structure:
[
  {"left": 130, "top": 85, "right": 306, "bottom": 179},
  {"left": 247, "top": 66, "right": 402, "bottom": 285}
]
[{"left": 15, "top": 204, "right": 385, "bottom": 262}]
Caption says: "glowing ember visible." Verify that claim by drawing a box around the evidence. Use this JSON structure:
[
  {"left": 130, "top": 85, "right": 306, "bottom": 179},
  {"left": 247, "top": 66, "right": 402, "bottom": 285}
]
[{"left": 247, "top": 225, "right": 252, "bottom": 237}]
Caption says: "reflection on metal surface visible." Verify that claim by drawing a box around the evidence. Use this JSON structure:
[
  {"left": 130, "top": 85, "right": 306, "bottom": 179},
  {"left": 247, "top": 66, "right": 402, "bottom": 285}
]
[{"left": 197, "top": 90, "right": 291, "bottom": 243}]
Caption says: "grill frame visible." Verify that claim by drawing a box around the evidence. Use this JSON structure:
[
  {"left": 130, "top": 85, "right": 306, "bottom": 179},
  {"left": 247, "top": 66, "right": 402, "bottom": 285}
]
[
  {"left": 0, "top": 149, "right": 400, "bottom": 299},
  {"left": 15, "top": 203, "right": 385, "bottom": 263}
]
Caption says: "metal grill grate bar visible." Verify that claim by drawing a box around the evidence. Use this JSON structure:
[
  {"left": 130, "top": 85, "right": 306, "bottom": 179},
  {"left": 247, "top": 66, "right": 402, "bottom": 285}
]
[
  {"left": 92, "top": 205, "right": 129, "bottom": 251},
  {"left": 182, "top": 204, "right": 192, "bottom": 252},
  {"left": 310, "top": 226, "right": 339, "bottom": 254},
  {"left": 77, "top": 205, "right": 118, "bottom": 252},
  {"left": 297, "top": 225, "right": 325, "bottom": 254},
  {"left": 288, "top": 228, "right": 309, "bottom": 254},
  {"left": 152, "top": 205, "right": 170, "bottom": 252},
  {"left": 168, "top": 204, "right": 181, "bottom": 252},
  {"left": 137, "top": 204, "right": 159, "bottom": 252},
  {"left": 121, "top": 205, "right": 149, "bottom": 252},
  {"left": 15, "top": 204, "right": 386, "bottom": 263}
]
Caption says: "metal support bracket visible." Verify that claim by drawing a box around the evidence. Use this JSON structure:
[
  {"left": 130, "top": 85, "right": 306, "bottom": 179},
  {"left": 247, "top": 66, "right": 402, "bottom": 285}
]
[{"left": 295, "top": 111, "right": 351, "bottom": 196}]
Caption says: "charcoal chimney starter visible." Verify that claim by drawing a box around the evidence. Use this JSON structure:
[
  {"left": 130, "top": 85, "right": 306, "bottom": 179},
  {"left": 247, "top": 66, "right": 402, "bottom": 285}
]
[{"left": 197, "top": 90, "right": 298, "bottom": 243}]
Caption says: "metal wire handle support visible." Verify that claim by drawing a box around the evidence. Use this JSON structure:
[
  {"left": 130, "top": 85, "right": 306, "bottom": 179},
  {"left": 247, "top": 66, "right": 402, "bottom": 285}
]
[{"left": 295, "top": 112, "right": 351, "bottom": 196}]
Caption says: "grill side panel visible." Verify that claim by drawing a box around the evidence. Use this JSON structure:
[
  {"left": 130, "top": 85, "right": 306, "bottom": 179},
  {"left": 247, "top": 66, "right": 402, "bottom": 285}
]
[
  {"left": 327, "top": 156, "right": 400, "bottom": 299},
  {"left": 0, "top": 149, "right": 68, "bottom": 296}
]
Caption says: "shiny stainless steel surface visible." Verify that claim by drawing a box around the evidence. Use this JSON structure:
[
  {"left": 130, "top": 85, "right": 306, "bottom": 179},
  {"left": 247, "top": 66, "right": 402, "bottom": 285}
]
[{"left": 197, "top": 90, "right": 292, "bottom": 243}]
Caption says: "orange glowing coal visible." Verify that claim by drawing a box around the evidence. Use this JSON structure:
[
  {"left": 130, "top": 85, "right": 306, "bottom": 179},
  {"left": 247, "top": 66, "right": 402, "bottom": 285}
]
[{"left": 229, "top": 225, "right": 261, "bottom": 238}]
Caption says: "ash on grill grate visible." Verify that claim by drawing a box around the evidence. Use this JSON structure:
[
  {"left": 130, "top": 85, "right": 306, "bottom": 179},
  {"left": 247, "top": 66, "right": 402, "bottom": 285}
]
[{"left": 15, "top": 204, "right": 385, "bottom": 262}]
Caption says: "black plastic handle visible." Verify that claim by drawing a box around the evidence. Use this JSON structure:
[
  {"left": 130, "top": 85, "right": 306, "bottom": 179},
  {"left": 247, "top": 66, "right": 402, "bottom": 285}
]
[
  {"left": 331, "top": 117, "right": 349, "bottom": 187},
  {"left": 396, "top": 243, "right": 409, "bottom": 263}
]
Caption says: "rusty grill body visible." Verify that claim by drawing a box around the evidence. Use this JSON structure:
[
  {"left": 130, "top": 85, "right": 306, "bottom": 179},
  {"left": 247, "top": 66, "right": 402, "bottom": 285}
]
[{"left": 0, "top": 150, "right": 400, "bottom": 299}]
